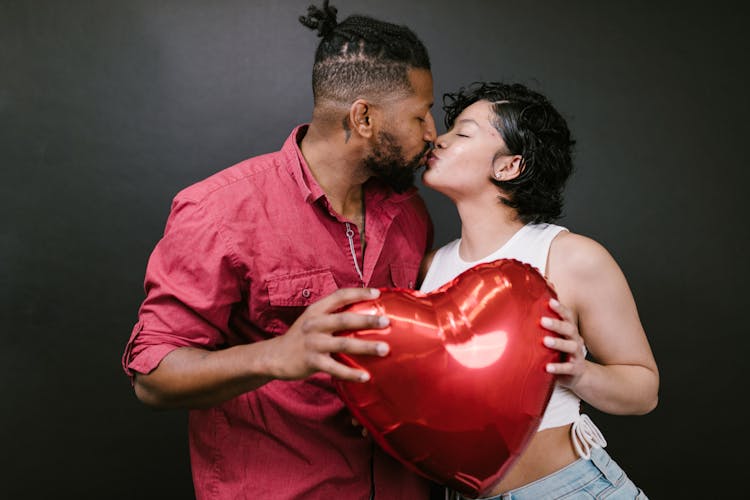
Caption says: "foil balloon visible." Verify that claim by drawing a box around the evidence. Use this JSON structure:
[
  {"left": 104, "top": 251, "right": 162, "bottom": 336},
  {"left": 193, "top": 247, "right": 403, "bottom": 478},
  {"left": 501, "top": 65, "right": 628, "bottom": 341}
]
[{"left": 333, "top": 258, "right": 562, "bottom": 498}]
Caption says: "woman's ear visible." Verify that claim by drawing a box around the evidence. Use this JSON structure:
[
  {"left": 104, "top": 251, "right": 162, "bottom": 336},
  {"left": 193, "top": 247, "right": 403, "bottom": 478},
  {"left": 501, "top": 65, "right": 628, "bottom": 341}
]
[
  {"left": 349, "top": 99, "right": 374, "bottom": 139},
  {"left": 493, "top": 154, "right": 524, "bottom": 181}
]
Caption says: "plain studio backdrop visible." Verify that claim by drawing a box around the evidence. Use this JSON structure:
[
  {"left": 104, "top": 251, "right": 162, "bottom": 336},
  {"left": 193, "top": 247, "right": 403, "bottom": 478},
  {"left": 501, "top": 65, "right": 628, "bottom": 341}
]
[{"left": 2, "top": 1, "right": 748, "bottom": 497}]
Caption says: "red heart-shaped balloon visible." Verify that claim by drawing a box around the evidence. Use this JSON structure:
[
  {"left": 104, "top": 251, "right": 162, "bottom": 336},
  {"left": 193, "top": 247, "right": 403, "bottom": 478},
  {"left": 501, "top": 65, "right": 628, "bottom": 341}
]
[{"left": 333, "top": 259, "right": 561, "bottom": 498}]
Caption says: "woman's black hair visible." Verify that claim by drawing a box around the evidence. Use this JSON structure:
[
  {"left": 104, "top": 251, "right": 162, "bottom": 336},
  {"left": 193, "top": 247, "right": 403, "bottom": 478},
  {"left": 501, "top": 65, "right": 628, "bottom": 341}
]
[
  {"left": 299, "top": 1, "right": 430, "bottom": 103},
  {"left": 443, "top": 82, "right": 575, "bottom": 224}
]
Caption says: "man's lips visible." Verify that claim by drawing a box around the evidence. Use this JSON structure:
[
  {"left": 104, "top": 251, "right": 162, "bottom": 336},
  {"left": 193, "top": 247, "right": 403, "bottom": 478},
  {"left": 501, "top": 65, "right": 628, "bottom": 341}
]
[
  {"left": 417, "top": 144, "right": 435, "bottom": 166},
  {"left": 426, "top": 151, "right": 439, "bottom": 165}
]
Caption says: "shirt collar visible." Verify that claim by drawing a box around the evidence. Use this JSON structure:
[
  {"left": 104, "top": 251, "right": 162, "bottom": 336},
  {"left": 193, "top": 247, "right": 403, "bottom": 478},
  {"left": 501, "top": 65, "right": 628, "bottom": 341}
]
[{"left": 283, "top": 124, "right": 326, "bottom": 204}]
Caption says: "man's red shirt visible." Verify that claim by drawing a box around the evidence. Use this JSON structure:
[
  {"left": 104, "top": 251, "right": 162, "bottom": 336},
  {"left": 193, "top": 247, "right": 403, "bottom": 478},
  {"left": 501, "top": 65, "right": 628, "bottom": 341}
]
[{"left": 123, "top": 126, "right": 433, "bottom": 499}]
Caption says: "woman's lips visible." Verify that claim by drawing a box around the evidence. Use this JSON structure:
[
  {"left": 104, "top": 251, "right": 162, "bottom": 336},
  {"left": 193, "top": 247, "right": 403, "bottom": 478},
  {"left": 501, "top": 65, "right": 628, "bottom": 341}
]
[{"left": 426, "top": 152, "right": 439, "bottom": 166}]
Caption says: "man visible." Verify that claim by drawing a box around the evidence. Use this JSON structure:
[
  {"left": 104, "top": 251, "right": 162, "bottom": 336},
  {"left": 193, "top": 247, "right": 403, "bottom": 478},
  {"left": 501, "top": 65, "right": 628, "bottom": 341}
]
[{"left": 122, "top": 2, "right": 437, "bottom": 498}]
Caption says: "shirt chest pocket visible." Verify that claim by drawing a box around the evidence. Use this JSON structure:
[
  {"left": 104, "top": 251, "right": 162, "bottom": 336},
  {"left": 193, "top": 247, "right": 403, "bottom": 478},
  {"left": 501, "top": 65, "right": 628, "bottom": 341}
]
[
  {"left": 389, "top": 263, "right": 419, "bottom": 290},
  {"left": 261, "top": 269, "right": 340, "bottom": 334},
  {"left": 266, "top": 269, "right": 339, "bottom": 307}
]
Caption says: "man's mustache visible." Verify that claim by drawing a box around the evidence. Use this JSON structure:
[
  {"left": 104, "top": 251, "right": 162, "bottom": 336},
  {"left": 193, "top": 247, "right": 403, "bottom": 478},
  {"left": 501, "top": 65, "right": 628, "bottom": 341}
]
[{"left": 414, "top": 141, "right": 434, "bottom": 168}]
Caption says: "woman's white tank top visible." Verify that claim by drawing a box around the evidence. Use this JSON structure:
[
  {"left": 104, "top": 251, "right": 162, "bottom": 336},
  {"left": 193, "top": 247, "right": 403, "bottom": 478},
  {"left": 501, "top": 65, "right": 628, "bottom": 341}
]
[{"left": 420, "top": 223, "right": 600, "bottom": 443}]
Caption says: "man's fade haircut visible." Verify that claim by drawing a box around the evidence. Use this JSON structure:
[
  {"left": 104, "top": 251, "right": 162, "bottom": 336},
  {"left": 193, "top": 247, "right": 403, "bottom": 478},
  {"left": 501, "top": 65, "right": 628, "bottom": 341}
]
[
  {"left": 443, "top": 82, "right": 575, "bottom": 224},
  {"left": 299, "top": 1, "right": 430, "bottom": 104}
]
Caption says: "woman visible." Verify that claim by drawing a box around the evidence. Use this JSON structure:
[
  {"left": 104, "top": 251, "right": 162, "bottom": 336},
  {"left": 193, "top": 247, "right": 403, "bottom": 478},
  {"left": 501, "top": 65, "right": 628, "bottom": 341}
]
[{"left": 419, "top": 82, "right": 659, "bottom": 499}]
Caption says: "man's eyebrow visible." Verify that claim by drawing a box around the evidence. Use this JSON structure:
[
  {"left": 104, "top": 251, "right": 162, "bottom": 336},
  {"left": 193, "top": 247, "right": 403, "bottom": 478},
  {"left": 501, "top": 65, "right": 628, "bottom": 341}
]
[{"left": 457, "top": 118, "right": 479, "bottom": 125}]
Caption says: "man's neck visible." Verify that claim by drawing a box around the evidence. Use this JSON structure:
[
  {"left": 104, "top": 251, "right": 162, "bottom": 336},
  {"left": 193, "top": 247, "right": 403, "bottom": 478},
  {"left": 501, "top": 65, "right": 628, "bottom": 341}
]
[{"left": 299, "top": 122, "right": 369, "bottom": 223}]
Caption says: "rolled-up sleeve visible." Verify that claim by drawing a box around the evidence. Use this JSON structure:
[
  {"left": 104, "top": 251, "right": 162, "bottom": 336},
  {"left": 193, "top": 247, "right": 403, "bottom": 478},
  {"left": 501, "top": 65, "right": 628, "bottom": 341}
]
[{"left": 122, "top": 195, "right": 242, "bottom": 379}]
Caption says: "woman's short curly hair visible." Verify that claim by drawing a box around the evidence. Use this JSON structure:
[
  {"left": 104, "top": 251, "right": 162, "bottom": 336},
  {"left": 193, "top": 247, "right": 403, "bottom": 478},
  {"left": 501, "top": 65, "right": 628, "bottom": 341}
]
[{"left": 443, "top": 82, "right": 575, "bottom": 224}]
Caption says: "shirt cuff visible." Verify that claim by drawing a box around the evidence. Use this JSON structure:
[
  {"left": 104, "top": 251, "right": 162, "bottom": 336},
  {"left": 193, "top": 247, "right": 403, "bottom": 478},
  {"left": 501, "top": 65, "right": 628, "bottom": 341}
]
[{"left": 124, "top": 343, "right": 181, "bottom": 380}]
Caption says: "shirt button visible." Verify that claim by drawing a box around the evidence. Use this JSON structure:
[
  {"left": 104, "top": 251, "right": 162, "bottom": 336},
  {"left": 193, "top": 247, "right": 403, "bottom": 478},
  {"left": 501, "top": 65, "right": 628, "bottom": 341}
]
[
  {"left": 408, "top": 281, "right": 414, "bottom": 289},
  {"left": 301, "top": 289, "right": 311, "bottom": 298}
]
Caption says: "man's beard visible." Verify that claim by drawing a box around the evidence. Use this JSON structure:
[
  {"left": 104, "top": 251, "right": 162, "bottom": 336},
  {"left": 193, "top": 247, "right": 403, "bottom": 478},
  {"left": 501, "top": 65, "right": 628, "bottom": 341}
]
[{"left": 363, "top": 131, "right": 431, "bottom": 193}]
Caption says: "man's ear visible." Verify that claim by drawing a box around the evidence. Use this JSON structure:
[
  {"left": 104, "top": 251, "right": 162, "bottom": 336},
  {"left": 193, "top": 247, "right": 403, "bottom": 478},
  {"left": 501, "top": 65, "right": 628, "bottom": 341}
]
[
  {"left": 493, "top": 154, "right": 524, "bottom": 181},
  {"left": 349, "top": 99, "right": 374, "bottom": 139}
]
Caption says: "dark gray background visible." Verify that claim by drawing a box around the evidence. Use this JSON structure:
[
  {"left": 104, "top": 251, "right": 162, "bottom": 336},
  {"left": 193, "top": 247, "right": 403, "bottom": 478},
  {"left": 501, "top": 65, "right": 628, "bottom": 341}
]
[{"left": 2, "top": 1, "right": 747, "bottom": 498}]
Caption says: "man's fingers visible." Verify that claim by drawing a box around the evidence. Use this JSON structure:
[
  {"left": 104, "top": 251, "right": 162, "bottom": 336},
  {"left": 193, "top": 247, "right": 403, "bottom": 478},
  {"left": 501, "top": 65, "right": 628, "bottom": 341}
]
[
  {"left": 303, "top": 311, "right": 389, "bottom": 336},
  {"left": 313, "top": 287, "right": 381, "bottom": 313},
  {"left": 350, "top": 418, "right": 368, "bottom": 436},
  {"left": 306, "top": 331, "right": 390, "bottom": 357},
  {"left": 309, "top": 352, "right": 372, "bottom": 382}
]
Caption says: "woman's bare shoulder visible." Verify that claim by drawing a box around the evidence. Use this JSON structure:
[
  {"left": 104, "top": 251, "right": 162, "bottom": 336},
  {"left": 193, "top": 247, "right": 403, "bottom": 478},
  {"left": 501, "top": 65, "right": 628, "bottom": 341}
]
[{"left": 549, "top": 230, "right": 620, "bottom": 281}]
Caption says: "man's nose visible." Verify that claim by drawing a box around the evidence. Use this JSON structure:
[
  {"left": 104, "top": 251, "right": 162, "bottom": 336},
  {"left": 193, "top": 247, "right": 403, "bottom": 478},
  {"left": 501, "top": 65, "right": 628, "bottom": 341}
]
[{"left": 423, "top": 112, "right": 437, "bottom": 143}]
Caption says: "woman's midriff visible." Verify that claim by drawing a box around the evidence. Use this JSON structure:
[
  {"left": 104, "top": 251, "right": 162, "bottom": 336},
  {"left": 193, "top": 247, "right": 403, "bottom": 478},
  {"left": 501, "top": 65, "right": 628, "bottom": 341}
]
[{"left": 486, "top": 424, "right": 578, "bottom": 496}]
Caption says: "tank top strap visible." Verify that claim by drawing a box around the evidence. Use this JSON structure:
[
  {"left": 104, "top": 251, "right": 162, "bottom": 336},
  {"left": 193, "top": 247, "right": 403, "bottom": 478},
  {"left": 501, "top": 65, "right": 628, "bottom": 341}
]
[
  {"left": 420, "top": 239, "right": 461, "bottom": 293},
  {"left": 500, "top": 223, "right": 568, "bottom": 276},
  {"left": 420, "top": 224, "right": 568, "bottom": 293}
]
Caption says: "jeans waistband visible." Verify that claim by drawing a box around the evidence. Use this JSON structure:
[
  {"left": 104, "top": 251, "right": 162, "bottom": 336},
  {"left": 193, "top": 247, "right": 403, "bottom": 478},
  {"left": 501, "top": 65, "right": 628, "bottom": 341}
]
[{"left": 460, "top": 447, "right": 618, "bottom": 500}]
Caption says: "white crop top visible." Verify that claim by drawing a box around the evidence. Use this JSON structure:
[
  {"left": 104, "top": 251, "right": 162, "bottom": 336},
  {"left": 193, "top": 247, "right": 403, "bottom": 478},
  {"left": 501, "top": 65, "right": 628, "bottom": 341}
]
[{"left": 420, "top": 223, "right": 606, "bottom": 458}]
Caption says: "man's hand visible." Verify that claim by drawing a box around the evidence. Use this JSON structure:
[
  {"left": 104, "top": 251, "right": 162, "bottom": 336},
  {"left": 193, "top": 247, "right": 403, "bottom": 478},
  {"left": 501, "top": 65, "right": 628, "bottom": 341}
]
[
  {"left": 264, "top": 287, "right": 390, "bottom": 383},
  {"left": 352, "top": 417, "right": 368, "bottom": 437},
  {"left": 134, "top": 287, "right": 390, "bottom": 409}
]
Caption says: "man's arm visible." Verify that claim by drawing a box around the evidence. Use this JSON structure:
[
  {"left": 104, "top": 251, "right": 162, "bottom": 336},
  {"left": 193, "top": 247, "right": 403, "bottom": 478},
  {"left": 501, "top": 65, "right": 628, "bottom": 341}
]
[{"left": 133, "top": 287, "right": 390, "bottom": 409}]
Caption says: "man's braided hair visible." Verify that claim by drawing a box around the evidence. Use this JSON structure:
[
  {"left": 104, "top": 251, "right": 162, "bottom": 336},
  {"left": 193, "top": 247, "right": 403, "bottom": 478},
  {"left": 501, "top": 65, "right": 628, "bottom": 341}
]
[{"left": 299, "top": 1, "right": 430, "bottom": 103}]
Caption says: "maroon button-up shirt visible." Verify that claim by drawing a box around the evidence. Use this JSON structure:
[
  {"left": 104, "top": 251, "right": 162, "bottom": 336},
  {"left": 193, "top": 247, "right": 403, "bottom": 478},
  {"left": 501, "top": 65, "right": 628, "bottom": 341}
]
[{"left": 123, "top": 126, "right": 433, "bottom": 499}]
